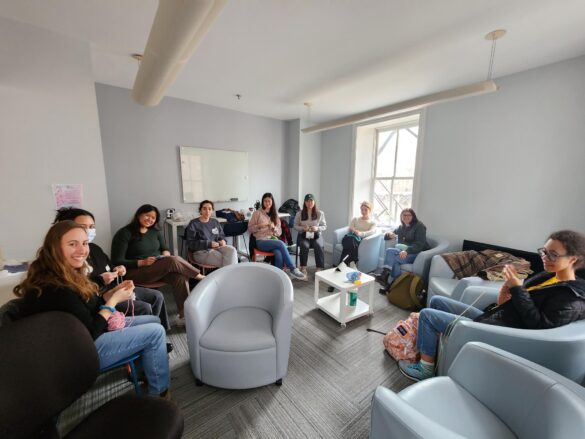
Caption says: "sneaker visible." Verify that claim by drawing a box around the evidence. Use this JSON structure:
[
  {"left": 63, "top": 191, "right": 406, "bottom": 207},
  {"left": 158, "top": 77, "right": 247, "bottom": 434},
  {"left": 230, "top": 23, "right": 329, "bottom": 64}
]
[
  {"left": 300, "top": 268, "right": 308, "bottom": 281},
  {"left": 174, "top": 314, "right": 185, "bottom": 327},
  {"left": 398, "top": 360, "right": 434, "bottom": 382},
  {"left": 375, "top": 268, "right": 391, "bottom": 287},
  {"left": 349, "top": 261, "right": 357, "bottom": 270},
  {"left": 327, "top": 286, "right": 335, "bottom": 293},
  {"left": 290, "top": 268, "right": 306, "bottom": 280}
]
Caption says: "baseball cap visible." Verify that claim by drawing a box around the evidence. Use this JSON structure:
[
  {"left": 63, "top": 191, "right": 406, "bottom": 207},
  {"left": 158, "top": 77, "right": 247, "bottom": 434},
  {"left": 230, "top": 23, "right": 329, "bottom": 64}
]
[{"left": 304, "top": 194, "right": 315, "bottom": 201}]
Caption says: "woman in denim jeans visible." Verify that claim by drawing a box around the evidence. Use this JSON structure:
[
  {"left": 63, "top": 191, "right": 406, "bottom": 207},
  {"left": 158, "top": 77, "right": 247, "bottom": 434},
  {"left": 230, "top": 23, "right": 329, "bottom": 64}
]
[
  {"left": 14, "top": 221, "right": 170, "bottom": 398},
  {"left": 398, "top": 230, "right": 585, "bottom": 382}
]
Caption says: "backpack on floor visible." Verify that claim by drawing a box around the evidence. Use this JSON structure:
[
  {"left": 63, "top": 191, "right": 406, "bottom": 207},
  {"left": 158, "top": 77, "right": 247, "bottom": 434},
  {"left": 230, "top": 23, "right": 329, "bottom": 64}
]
[
  {"left": 383, "top": 312, "right": 420, "bottom": 362},
  {"left": 386, "top": 272, "right": 424, "bottom": 311}
]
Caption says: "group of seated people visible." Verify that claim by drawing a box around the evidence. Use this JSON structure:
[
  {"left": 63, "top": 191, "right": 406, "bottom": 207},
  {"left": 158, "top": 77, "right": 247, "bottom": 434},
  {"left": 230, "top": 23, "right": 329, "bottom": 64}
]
[{"left": 11, "top": 191, "right": 585, "bottom": 403}]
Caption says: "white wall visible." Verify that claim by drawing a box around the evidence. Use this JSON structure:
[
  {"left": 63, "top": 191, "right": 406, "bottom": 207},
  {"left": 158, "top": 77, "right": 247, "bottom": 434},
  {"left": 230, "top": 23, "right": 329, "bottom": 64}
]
[
  {"left": 418, "top": 55, "right": 585, "bottom": 251},
  {"left": 284, "top": 119, "right": 300, "bottom": 201},
  {"left": 95, "top": 84, "right": 287, "bottom": 235},
  {"left": 0, "top": 18, "right": 110, "bottom": 261},
  {"left": 299, "top": 130, "right": 322, "bottom": 203}
]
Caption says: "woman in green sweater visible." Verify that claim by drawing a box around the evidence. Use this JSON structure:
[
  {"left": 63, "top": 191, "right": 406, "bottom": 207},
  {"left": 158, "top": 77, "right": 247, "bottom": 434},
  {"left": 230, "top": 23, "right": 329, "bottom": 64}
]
[{"left": 111, "top": 204, "right": 204, "bottom": 325}]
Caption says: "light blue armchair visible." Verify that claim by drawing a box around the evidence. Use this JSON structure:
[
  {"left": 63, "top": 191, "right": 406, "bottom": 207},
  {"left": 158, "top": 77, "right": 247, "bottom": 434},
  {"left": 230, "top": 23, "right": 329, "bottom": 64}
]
[
  {"left": 332, "top": 226, "right": 383, "bottom": 274},
  {"left": 184, "top": 263, "right": 293, "bottom": 389},
  {"left": 370, "top": 342, "right": 585, "bottom": 439},
  {"left": 437, "top": 318, "right": 585, "bottom": 384},
  {"left": 380, "top": 235, "right": 450, "bottom": 283},
  {"left": 427, "top": 254, "right": 502, "bottom": 308}
]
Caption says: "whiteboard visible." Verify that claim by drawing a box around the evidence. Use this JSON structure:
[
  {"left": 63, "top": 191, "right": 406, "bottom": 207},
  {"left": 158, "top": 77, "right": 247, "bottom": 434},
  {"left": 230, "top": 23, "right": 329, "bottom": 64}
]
[{"left": 179, "top": 146, "right": 249, "bottom": 203}]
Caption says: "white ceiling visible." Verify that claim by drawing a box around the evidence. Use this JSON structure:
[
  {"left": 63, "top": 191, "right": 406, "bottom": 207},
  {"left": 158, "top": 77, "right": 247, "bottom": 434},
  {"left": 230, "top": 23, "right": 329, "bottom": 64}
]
[{"left": 1, "top": 0, "right": 585, "bottom": 123}]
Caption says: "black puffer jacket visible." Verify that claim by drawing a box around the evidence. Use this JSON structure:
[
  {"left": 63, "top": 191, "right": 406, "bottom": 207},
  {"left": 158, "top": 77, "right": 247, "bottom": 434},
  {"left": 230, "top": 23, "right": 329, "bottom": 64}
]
[{"left": 476, "top": 271, "right": 585, "bottom": 329}]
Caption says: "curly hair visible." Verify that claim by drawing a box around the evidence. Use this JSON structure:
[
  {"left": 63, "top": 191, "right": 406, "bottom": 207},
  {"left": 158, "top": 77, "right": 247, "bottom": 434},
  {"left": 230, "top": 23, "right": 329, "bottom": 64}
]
[
  {"left": 14, "top": 221, "right": 98, "bottom": 301},
  {"left": 548, "top": 230, "right": 585, "bottom": 269}
]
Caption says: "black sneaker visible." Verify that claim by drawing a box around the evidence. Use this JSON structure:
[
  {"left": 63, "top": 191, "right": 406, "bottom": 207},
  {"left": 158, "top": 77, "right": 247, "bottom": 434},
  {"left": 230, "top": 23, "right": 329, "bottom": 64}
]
[{"left": 327, "top": 286, "right": 335, "bottom": 293}]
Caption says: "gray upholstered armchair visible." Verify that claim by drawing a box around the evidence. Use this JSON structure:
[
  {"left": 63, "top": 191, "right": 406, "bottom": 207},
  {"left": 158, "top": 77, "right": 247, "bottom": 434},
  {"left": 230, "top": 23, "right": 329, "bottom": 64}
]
[
  {"left": 332, "top": 226, "right": 383, "bottom": 274},
  {"left": 427, "top": 254, "right": 502, "bottom": 308},
  {"left": 437, "top": 318, "right": 585, "bottom": 384},
  {"left": 184, "top": 262, "right": 293, "bottom": 389},
  {"left": 370, "top": 342, "right": 585, "bottom": 439},
  {"left": 379, "top": 234, "right": 450, "bottom": 283}
]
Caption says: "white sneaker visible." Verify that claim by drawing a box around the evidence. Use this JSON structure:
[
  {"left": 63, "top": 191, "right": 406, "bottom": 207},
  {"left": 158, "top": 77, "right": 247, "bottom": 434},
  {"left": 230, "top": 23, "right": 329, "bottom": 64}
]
[
  {"left": 349, "top": 261, "right": 357, "bottom": 270},
  {"left": 174, "top": 314, "right": 185, "bottom": 327},
  {"left": 290, "top": 268, "right": 306, "bottom": 280}
]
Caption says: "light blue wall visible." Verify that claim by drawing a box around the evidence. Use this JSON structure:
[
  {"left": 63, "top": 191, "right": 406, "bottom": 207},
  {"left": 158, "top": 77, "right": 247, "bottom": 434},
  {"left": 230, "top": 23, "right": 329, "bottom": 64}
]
[
  {"left": 319, "top": 125, "right": 353, "bottom": 249},
  {"left": 95, "top": 84, "right": 287, "bottom": 235},
  {"left": 318, "top": 55, "right": 585, "bottom": 253}
]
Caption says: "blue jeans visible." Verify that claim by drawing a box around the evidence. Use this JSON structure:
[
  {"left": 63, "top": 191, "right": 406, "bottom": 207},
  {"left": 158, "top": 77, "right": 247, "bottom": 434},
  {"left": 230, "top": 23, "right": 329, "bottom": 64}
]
[
  {"left": 383, "top": 248, "right": 418, "bottom": 279},
  {"left": 417, "top": 296, "right": 483, "bottom": 358},
  {"left": 257, "top": 239, "right": 296, "bottom": 270},
  {"left": 94, "top": 315, "right": 169, "bottom": 395}
]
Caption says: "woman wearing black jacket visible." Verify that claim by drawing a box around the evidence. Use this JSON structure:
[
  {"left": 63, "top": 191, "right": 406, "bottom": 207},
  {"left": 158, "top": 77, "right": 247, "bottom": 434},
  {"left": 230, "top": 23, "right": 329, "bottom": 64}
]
[{"left": 397, "top": 230, "right": 585, "bottom": 382}]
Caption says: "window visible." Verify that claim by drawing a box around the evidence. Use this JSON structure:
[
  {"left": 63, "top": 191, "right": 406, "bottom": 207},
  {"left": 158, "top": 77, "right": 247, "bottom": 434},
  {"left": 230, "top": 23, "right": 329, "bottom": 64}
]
[{"left": 372, "top": 121, "right": 419, "bottom": 226}]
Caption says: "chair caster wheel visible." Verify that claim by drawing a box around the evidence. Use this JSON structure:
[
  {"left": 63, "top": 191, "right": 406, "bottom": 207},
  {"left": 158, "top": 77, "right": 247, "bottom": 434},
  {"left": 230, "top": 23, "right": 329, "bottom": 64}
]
[
  {"left": 195, "top": 378, "right": 203, "bottom": 386},
  {"left": 275, "top": 379, "right": 283, "bottom": 386}
]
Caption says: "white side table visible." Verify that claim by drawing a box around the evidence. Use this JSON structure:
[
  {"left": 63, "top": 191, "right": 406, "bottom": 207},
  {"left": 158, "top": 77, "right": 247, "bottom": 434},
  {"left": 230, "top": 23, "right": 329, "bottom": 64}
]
[{"left": 314, "top": 267, "right": 375, "bottom": 328}]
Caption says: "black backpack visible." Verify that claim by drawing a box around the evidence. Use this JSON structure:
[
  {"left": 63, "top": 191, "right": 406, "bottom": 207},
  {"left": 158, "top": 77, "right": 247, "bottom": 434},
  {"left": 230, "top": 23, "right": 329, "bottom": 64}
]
[{"left": 278, "top": 199, "right": 300, "bottom": 217}]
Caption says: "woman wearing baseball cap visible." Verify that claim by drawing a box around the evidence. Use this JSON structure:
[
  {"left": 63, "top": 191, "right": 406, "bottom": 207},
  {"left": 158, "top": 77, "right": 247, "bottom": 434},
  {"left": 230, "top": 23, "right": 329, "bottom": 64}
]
[{"left": 294, "top": 194, "right": 327, "bottom": 279}]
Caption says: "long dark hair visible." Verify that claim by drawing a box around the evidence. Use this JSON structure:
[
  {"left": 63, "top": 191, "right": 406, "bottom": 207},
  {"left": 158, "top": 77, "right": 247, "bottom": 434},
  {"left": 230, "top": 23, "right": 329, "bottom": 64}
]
[
  {"left": 129, "top": 204, "right": 161, "bottom": 238},
  {"left": 301, "top": 199, "right": 319, "bottom": 221},
  {"left": 549, "top": 230, "right": 585, "bottom": 269},
  {"left": 400, "top": 208, "right": 419, "bottom": 227},
  {"left": 261, "top": 193, "right": 278, "bottom": 225},
  {"left": 14, "top": 221, "right": 97, "bottom": 301},
  {"left": 53, "top": 207, "right": 95, "bottom": 224}
]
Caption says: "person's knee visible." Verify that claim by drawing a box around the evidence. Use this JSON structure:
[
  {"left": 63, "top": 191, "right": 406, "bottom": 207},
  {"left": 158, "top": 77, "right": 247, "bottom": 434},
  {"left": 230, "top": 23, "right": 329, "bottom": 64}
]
[{"left": 429, "top": 295, "right": 445, "bottom": 309}]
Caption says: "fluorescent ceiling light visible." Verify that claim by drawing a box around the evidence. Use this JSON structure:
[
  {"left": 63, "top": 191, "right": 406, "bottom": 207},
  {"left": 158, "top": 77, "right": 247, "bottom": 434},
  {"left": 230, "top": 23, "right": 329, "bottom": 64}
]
[
  {"left": 302, "top": 80, "right": 498, "bottom": 134},
  {"left": 132, "top": 0, "right": 227, "bottom": 106}
]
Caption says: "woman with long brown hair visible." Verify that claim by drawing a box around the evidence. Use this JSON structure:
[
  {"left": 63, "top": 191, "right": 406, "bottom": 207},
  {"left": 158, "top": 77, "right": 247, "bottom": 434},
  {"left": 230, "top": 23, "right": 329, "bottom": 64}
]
[
  {"left": 15, "top": 221, "right": 170, "bottom": 398},
  {"left": 248, "top": 192, "right": 305, "bottom": 280},
  {"left": 293, "top": 193, "right": 327, "bottom": 278}
]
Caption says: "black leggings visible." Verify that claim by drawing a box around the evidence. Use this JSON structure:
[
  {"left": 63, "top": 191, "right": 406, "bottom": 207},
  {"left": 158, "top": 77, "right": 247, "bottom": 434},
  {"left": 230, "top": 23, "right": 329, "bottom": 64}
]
[{"left": 339, "top": 235, "right": 360, "bottom": 265}]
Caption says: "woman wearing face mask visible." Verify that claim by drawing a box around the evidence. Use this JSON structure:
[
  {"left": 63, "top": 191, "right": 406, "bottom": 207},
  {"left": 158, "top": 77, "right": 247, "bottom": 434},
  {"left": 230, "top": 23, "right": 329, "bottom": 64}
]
[
  {"left": 248, "top": 193, "right": 306, "bottom": 280},
  {"left": 111, "top": 204, "right": 204, "bottom": 326},
  {"left": 185, "top": 200, "right": 238, "bottom": 268},
  {"left": 397, "top": 230, "right": 585, "bottom": 382},
  {"left": 53, "top": 208, "right": 170, "bottom": 330},
  {"left": 377, "top": 208, "right": 428, "bottom": 289},
  {"left": 14, "top": 221, "right": 171, "bottom": 398}
]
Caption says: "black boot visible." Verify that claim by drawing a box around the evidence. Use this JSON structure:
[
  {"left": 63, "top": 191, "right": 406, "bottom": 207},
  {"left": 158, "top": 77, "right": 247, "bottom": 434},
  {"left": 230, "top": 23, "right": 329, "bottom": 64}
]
[{"left": 375, "top": 268, "right": 392, "bottom": 287}]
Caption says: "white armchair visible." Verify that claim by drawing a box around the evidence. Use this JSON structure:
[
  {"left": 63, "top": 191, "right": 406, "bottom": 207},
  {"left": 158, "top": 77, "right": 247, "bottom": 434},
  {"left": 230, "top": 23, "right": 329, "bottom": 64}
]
[
  {"left": 370, "top": 342, "right": 585, "bottom": 439},
  {"left": 332, "top": 226, "right": 383, "bottom": 274}
]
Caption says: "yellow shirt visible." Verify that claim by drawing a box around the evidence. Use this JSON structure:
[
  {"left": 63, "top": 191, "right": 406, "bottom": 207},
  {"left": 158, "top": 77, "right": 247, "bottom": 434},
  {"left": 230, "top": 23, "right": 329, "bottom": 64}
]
[{"left": 526, "top": 276, "right": 561, "bottom": 292}]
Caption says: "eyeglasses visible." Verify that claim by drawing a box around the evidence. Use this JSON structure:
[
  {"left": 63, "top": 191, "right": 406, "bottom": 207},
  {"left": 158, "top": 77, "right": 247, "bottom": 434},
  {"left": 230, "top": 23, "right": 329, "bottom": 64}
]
[{"left": 537, "top": 247, "right": 571, "bottom": 262}]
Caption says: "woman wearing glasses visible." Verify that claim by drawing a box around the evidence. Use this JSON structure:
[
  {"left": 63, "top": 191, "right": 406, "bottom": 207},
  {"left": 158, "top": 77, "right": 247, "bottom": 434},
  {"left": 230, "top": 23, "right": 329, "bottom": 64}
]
[
  {"left": 397, "top": 230, "right": 585, "bottom": 382},
  {"left": 377, "top": 208, "right": 428, "bottom": 289}
]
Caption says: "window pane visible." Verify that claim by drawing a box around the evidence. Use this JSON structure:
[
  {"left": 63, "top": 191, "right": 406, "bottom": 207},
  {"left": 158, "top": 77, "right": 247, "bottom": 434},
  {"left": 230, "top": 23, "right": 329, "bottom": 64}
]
[
  {"left": 373, "top": 180, "right": 392, "bottom": 225},
  {"left": 395, "top": 128, "right": 417, "bottom": 177},
  {"left": 375, "top": 130, "right": 396, "bottom": 178}
]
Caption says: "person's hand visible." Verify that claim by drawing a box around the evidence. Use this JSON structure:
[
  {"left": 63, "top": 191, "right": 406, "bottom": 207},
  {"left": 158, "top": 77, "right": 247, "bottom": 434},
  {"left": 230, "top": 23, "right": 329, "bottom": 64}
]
[
  {"left": 113, "top": 265, "right": 126, "bottom": 277},
  {"left": 100, "top": 271, "right": 117, "bottom": 285},
  {"left": 497, "top": 283, "right": 512, "bottom": 305},
  {"left": 195, "top": 274, "right": 205, "bottom": 281},
  {"left": 503, "top": 264, "right": 522, "bottom": 288},
  {"left": 218, "top": 240, "right": 226, "bottom": 247},
  {"left": 304, "top": 225, "right": 310, "bottom": 232},
  {"left": 385, "top": 232, "right": 396, "bottom": 240},
  {"left": 355, "top": 231, "right": 363, "bottom": 238},
  {"left": 311, "top": 226, "right": 318, "bottom": 232},
  {"left": 139, "top": 257, "right": 156, "bottom": 267},
  {"left": 210, "top": 241, "right": 220, "bottom": 248},
  {"left": 399, "top": 250, "right": 408, "bottom": 260},
  {"left": 110, "top": 281, "right": 134, "bottom": 305}
]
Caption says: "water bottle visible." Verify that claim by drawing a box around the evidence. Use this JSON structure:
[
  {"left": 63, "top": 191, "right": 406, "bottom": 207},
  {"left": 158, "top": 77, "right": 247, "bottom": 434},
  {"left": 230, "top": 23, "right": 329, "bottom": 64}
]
[{"left": 348, "top": 289, "right": 358, "bottom": 307}]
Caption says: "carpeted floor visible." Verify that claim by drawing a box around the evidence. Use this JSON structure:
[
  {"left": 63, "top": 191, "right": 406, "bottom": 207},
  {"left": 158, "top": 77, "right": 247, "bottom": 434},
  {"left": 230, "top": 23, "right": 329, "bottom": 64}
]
[{"left": 59, "top": 255, "right": 413, "bottom": 438}]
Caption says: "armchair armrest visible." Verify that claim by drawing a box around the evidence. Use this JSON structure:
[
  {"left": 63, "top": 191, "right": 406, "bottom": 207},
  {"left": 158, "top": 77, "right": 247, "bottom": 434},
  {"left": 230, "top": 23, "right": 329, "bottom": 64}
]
[
  {"left": 357, "top": 232, "right": 383, "bottom": 274},
  {"left": 437, "top": 319, "right": 585, "bottom": 383},
  {"left": 370, "top": 386, "right": 464, "bottom": 439},
  {"left": 457, "top": 285, "right": 500, "bottom": 309},
  {"left": 428, "top": 254, "right": 455, "bottom": 279}
]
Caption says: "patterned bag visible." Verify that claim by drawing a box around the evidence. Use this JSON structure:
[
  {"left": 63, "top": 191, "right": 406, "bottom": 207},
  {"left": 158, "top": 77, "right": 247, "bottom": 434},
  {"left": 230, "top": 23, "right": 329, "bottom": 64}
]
[{"left": 383, "top": 312, "right": 420, "bottom": 362}]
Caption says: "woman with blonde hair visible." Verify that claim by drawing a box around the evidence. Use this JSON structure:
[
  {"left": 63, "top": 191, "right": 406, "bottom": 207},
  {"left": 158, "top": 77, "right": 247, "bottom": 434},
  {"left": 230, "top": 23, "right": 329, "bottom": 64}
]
[{"left": 15, "top": 221, "right": 170, "bottom": 398}]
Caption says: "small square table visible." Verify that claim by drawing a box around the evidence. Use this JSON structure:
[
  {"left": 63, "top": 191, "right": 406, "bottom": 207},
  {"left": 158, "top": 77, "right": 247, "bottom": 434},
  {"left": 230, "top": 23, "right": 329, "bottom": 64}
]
[{"left": 314, "top": 266, "right": 375, "bottom": 328}]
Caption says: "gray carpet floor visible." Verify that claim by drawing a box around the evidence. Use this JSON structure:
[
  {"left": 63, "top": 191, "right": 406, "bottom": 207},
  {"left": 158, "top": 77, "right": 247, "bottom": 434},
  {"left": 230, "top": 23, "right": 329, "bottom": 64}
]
[{"left": 59, "top": 255, "right": 413, "bottom": 438}]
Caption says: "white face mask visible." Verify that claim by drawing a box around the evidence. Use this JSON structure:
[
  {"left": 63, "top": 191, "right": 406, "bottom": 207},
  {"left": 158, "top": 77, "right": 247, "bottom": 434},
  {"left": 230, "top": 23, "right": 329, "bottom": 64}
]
[{"left": 86, "top": 228, "right": 96, "bottom": 243}]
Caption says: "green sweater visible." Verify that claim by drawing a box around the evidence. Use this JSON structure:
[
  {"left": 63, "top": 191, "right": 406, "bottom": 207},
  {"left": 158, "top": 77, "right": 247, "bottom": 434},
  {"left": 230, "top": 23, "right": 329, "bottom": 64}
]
[{"left": 111, "top": 226, "right": 170, "bottom": 269}]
